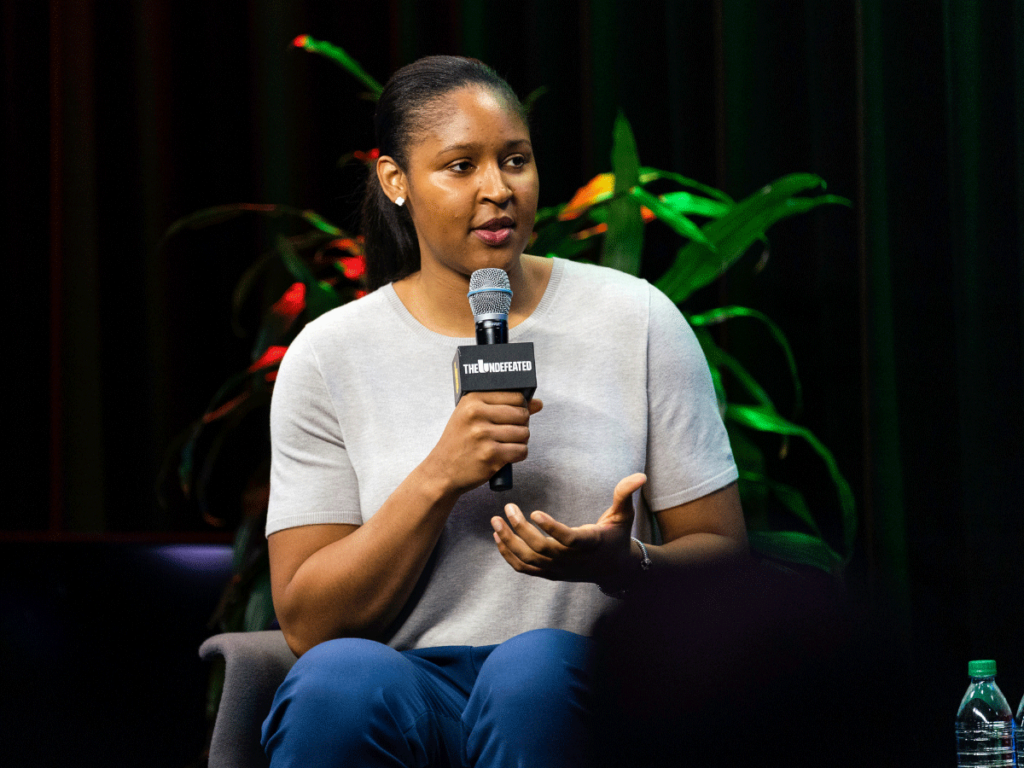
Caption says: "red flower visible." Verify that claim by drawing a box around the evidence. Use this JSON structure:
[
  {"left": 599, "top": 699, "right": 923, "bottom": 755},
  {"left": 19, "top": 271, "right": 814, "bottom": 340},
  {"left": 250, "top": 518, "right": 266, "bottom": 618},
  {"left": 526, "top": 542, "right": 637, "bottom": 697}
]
[
  {"left": 292, "top": 35, "right": 311, "bottom": 49},
  {"left": 271, "top": 282, "right": 306, "bottom": 320},
  {"left": 328, "top": 237, "right": 365, "bottom": 257},
  {"left": 202, "top": 392, "right": 249, "bottom": 424},
  {"left": 353, "top": 148, "right": 380, "bottom": 163},
  {"left": 338, "top": 255, "right": 366, "bottom": 280},
  {"left": 248, "top": 345, "right": 288, "bottom": 373}
]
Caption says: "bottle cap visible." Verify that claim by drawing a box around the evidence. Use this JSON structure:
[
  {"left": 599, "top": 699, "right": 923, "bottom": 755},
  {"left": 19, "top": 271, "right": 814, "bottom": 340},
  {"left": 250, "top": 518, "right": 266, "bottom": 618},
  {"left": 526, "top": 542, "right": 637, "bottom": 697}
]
[{"left": 968, "top": 659, "right": 997, "bottom": 677}]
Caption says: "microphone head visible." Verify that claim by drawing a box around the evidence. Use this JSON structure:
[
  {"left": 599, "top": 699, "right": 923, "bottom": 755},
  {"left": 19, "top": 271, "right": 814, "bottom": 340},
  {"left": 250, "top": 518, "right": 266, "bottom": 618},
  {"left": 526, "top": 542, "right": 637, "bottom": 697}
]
[{"left": 468, "top": 268, "right": 512, "bottom": 319}]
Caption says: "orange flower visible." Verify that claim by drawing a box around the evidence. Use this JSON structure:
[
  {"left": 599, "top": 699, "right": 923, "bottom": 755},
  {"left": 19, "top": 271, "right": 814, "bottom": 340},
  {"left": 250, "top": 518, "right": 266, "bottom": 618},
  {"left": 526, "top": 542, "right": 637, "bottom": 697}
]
[
  {"left": 559, "top": 174, "right": 614, "bottom": 220},
  {"left": 572, "top": 223, "right": 608, "bottom": 240},
  {"left": 292, "top": 35, "right": 311, "bottom": 48},
  {"left": 559, "top": 173, "right": 655, "bottom": 222}
]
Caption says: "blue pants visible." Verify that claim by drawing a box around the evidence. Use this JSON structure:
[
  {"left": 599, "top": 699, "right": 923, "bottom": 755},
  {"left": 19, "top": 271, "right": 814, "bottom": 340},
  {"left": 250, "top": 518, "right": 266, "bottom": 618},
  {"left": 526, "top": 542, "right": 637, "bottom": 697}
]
[{"left": 261, "top": 628, "right": 597, "bottom": 768}]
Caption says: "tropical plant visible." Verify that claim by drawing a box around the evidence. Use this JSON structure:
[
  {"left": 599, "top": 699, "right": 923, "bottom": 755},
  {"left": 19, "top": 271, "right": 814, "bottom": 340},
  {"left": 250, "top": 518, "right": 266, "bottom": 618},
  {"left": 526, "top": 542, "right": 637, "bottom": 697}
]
[{"left": 160, "top": 36, "right": 853, "bottom": 636}]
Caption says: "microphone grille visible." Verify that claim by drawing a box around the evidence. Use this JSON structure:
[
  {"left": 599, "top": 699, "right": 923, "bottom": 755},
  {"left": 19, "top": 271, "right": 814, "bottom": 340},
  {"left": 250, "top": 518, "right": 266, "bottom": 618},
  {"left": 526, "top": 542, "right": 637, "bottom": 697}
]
[{"left": 468, "top": 268, "right": 512, "bottom": 317}]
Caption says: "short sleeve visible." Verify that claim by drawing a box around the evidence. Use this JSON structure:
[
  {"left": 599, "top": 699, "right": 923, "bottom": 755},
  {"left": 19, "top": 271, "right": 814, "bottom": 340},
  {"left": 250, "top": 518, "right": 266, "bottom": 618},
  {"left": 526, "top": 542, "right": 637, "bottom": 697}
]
[
  {"left": 643, "top": 285, "right": 738, "bottom": 511},
  {"left": 266, "top": 331, "right": 363, "bottom": 536}
]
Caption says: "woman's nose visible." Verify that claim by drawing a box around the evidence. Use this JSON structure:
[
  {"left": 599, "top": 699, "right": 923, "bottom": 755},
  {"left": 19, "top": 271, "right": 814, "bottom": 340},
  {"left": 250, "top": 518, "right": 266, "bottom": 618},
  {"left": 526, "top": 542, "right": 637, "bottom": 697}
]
[{"left": 479, "top": 165, "right": 512, "bottom": 203}]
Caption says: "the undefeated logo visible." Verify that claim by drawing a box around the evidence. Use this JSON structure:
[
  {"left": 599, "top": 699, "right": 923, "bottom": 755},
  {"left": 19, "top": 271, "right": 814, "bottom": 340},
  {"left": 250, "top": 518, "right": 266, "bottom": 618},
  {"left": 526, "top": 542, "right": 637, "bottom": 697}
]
[
  {"left": 462, "top": 359, "right": 533, "bottom": 375},
  {"left": 452, "top": 341, "right": 537, "bottom": 405}
]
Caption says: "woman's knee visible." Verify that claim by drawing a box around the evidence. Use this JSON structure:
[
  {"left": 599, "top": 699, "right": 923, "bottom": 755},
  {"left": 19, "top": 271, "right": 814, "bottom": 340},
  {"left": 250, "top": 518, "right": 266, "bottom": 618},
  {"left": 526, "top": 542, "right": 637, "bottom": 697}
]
[
  {"left": 484, "top": 630, "right": 592, "bottom": 691},
  {"left": 263, "top": 638, "right": 438, "bottom": 765},
  {"left": 463, "top": 630, "right": 597, "bottom": 767},
  {"left": 473, "top": 629, "right": 594, "bottom": 708},
  {"left": 264, "top": 638, "right": 421, "bottom": 740}
]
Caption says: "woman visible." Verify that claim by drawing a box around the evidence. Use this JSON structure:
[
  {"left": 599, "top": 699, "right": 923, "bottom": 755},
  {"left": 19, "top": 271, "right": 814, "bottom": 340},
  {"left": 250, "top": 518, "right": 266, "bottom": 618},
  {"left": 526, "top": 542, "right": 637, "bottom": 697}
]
[{"left": 260, "top": 55, "right": 747, "bottom": 767}]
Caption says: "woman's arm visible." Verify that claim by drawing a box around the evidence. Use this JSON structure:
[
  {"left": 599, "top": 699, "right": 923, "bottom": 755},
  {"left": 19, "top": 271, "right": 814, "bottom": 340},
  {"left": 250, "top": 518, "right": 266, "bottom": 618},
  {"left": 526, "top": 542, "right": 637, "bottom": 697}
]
[
  {"left": 647, "top": 480, "right": 748, "bottom": 568},
  {"left": 270, "top": 391, "right": 543, "bottom": 657}
]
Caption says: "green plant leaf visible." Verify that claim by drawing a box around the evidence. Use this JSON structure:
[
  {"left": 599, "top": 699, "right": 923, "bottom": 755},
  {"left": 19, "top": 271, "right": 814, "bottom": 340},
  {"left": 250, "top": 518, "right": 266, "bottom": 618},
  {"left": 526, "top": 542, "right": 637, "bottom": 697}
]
[
  {"left": 726, "top": 404, "right": 857, "bottom": 560},
  {"left": 639, "top": 167, "right": 734, "bottom": 204},
  {"left": 161, "top": 203, "right": 325, "bottom": 243},
  {"left": 703, "top": 347, "right": 727, "bottom": 411},
  {"left": 738, "top": 470, "right": 822, "bottom": 537},
  {"left": 655, "top": 174, "right": 850, "bottom": 303},
  {"left": 522, "top": 85, "right": 548, "bottom": 114},
  {"left": 243, "top": 568, "right": 276, "bottom": 632},
  {"left": 689, "top": 306, "right": 803, "bottom": 414},
  {"left": 275, "top": 234, "right": 317, "bottom": 284},
  {"left": 630, "top": 186, "right": 712, "bottom": 247},
  {"left": 533, "top": 204, "right": 564, "bottom": 228},
  {"left": 230, "top": 251, "right": 282, "bottom": 336},
  {"left": 600, "top": 113, "right": 644, "bottom": 276},
  {"left": 293, "top": 35, "right": 383, "bottom": 98},
  {"left": 300, "top": 210, "right": 343, "bottom": 236},
  {"left": 693, "top": 329, "right": 775, "bottom": 409},
  {"left": 274, "top": 235, "right": 341, "bottom": 319},
  {"left": 747, "top": 530, "right": 845, "bottom": 575},
  {"left": 657, "top": 190, "right": 732, "bottom": 219},
  {"left": 729, "top": 425, "right": 769, "bottom": 528},
  {"left": 532, "top": 218, "right": 587, "bottom": 257}
]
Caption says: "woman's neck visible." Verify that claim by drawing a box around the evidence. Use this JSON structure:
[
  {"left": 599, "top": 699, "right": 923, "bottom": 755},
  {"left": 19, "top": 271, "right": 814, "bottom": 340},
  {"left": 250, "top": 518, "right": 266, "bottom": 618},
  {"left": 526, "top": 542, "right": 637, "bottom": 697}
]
[{"left": 393, "top": 255, "right": 552, "bottom": 338}]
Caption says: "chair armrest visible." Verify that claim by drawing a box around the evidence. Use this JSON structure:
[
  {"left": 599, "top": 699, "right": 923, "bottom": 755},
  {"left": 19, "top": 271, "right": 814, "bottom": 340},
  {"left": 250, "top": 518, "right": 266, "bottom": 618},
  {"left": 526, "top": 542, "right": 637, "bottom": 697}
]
[{"left": 199, "top": 631, "right": 297, "bottom": 768}]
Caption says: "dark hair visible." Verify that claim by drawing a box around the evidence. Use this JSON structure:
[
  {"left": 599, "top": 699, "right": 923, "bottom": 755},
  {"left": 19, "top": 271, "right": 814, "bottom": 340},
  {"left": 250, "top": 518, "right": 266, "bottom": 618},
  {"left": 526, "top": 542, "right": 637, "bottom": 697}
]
[{"left": 360, "top": 56, "right": 527, "bottom": 290}]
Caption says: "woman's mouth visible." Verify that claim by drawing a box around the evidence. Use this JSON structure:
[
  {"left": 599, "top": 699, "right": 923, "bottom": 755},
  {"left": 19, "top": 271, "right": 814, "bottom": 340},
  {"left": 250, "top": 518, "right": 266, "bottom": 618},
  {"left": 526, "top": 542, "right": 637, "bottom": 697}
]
[{"left": 473, "top": 217, "right": 515, "bottom": 246}]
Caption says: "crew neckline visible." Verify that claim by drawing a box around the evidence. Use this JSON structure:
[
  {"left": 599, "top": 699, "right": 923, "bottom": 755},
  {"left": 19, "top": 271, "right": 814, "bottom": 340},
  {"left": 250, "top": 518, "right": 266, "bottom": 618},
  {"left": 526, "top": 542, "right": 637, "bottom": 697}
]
[{"left": 382, "top": 257, "right": 567, "bottom": 345}]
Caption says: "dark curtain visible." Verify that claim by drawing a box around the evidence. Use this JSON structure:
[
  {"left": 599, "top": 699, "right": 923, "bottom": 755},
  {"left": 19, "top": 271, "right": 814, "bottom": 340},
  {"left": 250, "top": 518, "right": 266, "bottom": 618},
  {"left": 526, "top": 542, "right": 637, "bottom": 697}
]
[{"left": 4, "top": 0, "right": 1022, "bottom": 762}]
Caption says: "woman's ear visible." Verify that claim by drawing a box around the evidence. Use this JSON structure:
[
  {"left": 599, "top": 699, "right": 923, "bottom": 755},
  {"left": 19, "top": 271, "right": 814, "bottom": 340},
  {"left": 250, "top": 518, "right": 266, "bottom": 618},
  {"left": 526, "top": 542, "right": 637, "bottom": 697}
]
[{"left": 376, "top": 156, "right": 407, "bottom": 205}]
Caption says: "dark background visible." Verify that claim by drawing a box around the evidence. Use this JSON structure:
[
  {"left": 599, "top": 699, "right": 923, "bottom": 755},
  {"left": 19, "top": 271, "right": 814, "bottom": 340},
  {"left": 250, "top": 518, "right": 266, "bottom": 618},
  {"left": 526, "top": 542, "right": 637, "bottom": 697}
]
[{"left": 2, "top": 1, "right": 1022, "bottom": 766}]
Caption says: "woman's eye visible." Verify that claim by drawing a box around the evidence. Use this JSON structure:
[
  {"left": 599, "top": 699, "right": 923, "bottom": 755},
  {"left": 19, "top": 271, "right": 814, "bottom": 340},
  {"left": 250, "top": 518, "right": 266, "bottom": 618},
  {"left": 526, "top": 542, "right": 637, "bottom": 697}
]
[
  {"left": 449, "top": 161, "right": 473, "bottom": 173},
  {"left": 505, "top": 155, "right": 527, "bottom": 169}
]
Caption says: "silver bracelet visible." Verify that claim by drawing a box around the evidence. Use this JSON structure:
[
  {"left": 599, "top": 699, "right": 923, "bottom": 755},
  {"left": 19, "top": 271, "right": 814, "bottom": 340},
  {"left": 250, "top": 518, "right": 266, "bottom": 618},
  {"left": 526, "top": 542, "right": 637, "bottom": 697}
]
[{"left": 599, "top": 537, "right": 651, "bottom": 599}]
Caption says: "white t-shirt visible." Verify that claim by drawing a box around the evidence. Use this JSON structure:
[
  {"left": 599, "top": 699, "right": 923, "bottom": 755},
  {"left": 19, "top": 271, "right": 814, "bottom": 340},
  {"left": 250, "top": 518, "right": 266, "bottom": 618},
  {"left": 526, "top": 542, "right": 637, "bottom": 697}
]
[{"left": 267, "top": 257, "right": 738, "bottom": 649}]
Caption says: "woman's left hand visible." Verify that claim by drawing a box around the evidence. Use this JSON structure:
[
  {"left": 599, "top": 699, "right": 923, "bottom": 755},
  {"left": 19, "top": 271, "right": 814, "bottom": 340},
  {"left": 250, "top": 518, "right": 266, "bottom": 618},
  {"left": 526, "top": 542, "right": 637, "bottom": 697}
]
[{"left": 490, "top": 473, "right": 647, "bottom": 584}]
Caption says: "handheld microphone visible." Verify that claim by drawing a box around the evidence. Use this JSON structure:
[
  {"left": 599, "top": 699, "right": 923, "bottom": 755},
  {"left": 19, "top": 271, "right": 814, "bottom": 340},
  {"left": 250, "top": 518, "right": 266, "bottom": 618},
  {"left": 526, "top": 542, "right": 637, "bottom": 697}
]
[
  {"left": 468, "top": 269, "right": 514, "bottom": 491},
  {"left": 468, "top": 268, "right": 512, "bottom": 344},
  {"left": 455, "top": 268, "right": 540, "bottom": 492}
]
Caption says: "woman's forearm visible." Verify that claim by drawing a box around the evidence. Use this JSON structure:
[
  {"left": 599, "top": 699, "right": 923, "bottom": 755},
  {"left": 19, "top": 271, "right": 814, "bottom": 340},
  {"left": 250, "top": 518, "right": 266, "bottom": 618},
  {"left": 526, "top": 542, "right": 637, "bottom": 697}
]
[
  {"left": 604, "top": 481, "right": 749, "bottom": 593},
  {"left": 648, "top": 530, "right": 748, "bottom": 572},
  {"left": 598, "top": 530, "right": 748, "bottom": 595}
]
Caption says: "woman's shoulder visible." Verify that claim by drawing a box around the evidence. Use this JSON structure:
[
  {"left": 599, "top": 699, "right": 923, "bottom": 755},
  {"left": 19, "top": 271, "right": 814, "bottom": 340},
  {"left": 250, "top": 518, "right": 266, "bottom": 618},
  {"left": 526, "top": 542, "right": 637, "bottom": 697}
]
[
  {"left": 546, "top": 257, "right": 658, "bottom": 315},
  {"left": 536, "top": 258, "right": 687, "bottom": 345},
  {"left": 556, "top": 257, "right": 652, "bottom": 294},
  {"left": 298, "top": 285, "right": 397, "bottom": 345}
]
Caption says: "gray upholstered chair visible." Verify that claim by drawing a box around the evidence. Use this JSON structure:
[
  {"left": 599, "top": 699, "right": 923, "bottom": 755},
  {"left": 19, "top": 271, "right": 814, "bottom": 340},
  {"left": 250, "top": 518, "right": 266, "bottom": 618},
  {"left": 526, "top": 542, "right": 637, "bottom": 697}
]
[{"left": 199, "top": 631, "right": 297, "bottom": 768}]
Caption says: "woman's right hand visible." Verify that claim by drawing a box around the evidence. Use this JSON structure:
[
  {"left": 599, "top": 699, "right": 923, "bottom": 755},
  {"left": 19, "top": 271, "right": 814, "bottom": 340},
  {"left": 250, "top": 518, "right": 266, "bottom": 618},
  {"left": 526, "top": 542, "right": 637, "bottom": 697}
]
[{"left": 423, "top": 391, "right": 543, "bottom": 495}]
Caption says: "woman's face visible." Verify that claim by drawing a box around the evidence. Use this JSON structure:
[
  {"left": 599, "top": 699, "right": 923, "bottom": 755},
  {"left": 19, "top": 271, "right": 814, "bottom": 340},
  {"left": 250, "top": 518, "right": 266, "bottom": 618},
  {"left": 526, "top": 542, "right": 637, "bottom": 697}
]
[{"left": 401, "top": 86, "right": 539, "bottom": 280}]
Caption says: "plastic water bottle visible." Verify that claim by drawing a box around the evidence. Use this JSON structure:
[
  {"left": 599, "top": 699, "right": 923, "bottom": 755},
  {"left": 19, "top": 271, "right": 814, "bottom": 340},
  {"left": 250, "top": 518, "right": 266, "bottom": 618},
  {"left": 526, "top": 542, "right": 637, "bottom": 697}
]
[
  {"left": 1016, "top": 693, "right": 1023, "bottom": 768},
  {"left": 955, "top": 660, "right": 1015, "bottom": 767}
]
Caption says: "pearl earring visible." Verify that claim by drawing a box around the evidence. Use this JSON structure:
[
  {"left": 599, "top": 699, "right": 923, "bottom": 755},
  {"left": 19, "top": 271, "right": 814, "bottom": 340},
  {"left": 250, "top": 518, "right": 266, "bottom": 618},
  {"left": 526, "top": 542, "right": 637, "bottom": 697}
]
[{"left": 395, "top": 196, "right": 405, "bottom": 207}]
